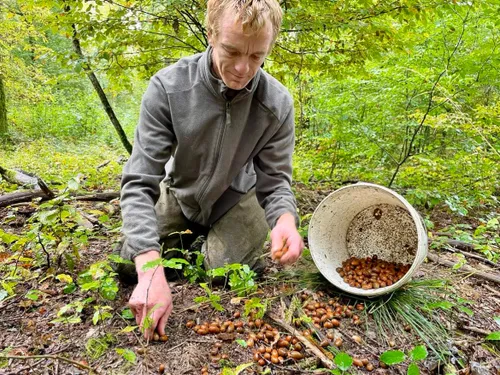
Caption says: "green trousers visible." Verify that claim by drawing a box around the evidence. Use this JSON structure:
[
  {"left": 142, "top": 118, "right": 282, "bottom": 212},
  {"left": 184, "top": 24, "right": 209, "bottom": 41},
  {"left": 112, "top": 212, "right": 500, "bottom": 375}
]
[{"left": 113, "top": 182, "right": 269, "bottom": 283}]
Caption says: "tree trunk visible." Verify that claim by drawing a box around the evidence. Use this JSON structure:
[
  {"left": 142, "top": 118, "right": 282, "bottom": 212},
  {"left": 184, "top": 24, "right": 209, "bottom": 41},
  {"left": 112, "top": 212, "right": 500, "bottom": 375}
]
[
  {"left": 0, "top": 75, "right": 7, "bottom": 135},
  {"left": 71, "top": 26, "right": 132, "bottom": 155}
]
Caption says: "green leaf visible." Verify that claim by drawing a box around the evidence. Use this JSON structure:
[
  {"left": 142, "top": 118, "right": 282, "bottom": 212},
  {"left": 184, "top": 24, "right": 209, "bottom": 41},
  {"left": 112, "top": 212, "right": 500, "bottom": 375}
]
[
  {"left": 25, "top": 289, "right": 41, "bottom": 301},
  {"left": 457, "top": 306, "right": 474, "bottom": 316},
  {"left": 236, "top": 339, "right": 247, "bottom": 348},
  {"left": 161, "top": 257, "right": 189, "bottom": 269},
  {"left": 485, "top": 331, "right": 500, "bottom": 340},
  {"left": 121, "top": 308, "right": 134, "bottom": 320},
  {"left": 67, "top": 178, "right": 80, "bottom": 191},
  {"left": 63, "top": 283, "right": 77, "bottom": 294},
  {"left": 380, "top": 350, "right": 406, "bottom": 365},
  {"left": 407, "top": 362, "right": 420, "bottom": 375},
  {"left": 56, "top": 274, "right": 73, "bottom": 284},
  {"left": 427, "top": 301, "right": 453, "bottom": 310},
  {"left": 330, "top": 370, "right": 342, "bottom": 375},
  {"left": 115, "top": 348, "right": 136, "bottom": 363},
  {"left": 208, "top": 267, "right": 227, "bottom": 278},
  {"left": 141, "top": 258, "right": 163, "bottom": 272},
  {"left": 120, "top": 325, "right": 138, "bottom": 333},
  {"left": 335, "top": 352, "right": 353, "bottom": 371},
  {"left": 0, "top": 289, "right": 7, "bottom": 302},
  {"left": 409, "top": 345, "right": 428, "bottom": 361}
]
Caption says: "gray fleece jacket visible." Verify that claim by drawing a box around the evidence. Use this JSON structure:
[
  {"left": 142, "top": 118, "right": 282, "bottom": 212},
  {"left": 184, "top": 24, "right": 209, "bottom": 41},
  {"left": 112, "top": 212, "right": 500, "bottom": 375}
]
[{"left": 120, "top": 47, "right": 299, "bottom": 258}]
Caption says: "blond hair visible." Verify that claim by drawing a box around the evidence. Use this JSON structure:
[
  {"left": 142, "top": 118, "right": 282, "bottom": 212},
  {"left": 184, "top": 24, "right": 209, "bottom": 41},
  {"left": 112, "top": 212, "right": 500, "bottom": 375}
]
[{"left": 206, "top": 0, "right": 283, "bottom": 43}]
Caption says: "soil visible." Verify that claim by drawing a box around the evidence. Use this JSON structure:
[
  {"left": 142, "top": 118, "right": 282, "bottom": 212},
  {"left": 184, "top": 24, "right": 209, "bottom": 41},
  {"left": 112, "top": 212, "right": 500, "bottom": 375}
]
[{"left": 0, "top": 184, "right": 499, "bottom": 375}]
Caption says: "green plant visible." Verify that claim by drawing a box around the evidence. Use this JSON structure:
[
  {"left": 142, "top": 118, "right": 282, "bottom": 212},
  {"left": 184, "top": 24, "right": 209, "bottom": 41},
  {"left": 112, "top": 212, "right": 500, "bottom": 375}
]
[
  {"left": 85, "top": 333, "right": 116, "bottom": 359},
  {"left": 379, "top": 345, "right": 428, "bottom": 375},
  {"left": 78, "top": 260, "right": 119, "bottom": 300},
  {"left": 115, "top": 348, "right": 136, "bottom": 364},
  {"left": 193, "top": 283, "right": 224, "bottom": 312},
  {"left": 485, "top": 316, "right": 500, "bottom": 342},
  {"left": 243, "top": 297, "right": 267, "bottom": 320},
  {"left": 220, "top": 363, "right": 252, "bottom": 375},
  {"left": 51, "top": 297, "right": 94, "bottom": 324},
  {"left": 330, "top": 352, "right": 353, "bottom": 374},
  {"left": 208, "top": 263, "right": 257, "bottom": 297}
]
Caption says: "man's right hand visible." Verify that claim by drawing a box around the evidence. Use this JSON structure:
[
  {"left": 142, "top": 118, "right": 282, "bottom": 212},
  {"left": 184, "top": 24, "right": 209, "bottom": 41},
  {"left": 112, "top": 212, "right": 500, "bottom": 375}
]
[{"left": 128, "top": 250, "right": 173, "bottom": 340}]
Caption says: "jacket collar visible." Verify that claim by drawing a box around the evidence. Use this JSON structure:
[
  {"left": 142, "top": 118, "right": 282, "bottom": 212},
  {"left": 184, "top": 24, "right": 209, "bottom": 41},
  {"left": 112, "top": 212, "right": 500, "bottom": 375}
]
[{"left": 199, "top": 45, "right": 261, "bottom": 102}]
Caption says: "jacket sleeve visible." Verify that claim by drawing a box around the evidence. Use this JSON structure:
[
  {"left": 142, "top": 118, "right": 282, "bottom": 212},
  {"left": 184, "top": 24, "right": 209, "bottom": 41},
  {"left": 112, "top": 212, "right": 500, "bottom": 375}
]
[
  {"left": 254, "top": 106, "right": 300, "bottom": 229},
  {"left": 119, "top": 75, "right": 175, "bottom": 259}
]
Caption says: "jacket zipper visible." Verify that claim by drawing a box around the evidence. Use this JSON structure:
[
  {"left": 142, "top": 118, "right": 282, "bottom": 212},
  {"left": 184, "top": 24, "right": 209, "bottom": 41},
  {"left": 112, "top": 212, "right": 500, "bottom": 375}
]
[{"left": 196, "top": 100, "right": 231, "bottom": 216}]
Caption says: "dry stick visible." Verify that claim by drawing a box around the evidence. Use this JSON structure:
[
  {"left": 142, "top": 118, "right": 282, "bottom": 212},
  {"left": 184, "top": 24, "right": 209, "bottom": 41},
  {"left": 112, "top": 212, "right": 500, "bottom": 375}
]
[
  {"left": 460, "top": 325, "right": 491, "bottom": 336},
  {"left": 0, "top": 355, "right": 96, "bottom": 374},
  {"left": 439, "top": 245, "right": 499, "bottom": 268},
  {"left": 483, "top": 284, "right": 500, "bottom": 298},
  {"left": 427, "top": 253, "right": 500, "bottom": 284},
  {"left": 267, "top": 312, "right": 335, "bottom": 369}
]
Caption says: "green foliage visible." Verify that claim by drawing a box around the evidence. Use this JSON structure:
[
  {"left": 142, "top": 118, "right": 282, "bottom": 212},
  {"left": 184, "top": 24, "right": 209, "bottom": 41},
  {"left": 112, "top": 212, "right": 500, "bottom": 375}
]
[
  {"left": 379, "top": 345, "right": 428, "bottom": 374},
  {"left": 220, "top": 363, "right": 253, "bottom": 375},
  {"left": 0, "top": 140, "right": 124, "bottom": 194},
  {"left": 243, "top": 298, "right": 267, "bottom": 320},
  {"left": 121, "top": 308, "right": 135, "bottom": 320},
  {"left": 333, "top": 352, "right": 353, "bottom": 373},
  {"left": 194, "top": 283, "right": 224, "bottom": 312},
  {"left": 486, "top": 319, "right": 500, "bottom": 341},
  {"left": 208, "top": 264, "right": 258, "bottom": 297},
  {"left": 380, "top": 350, "right": 406, "bottom": 365},
  {"left": 115, "top": 348, "right": 136, "bottom": 364},
  {"left": 51, "top": 297, "right": 94, "bottom": 324},
  {"left": 86, "top": 334, "right": 116, "bottom": 360},
  {"left": 78, "top": 261, "right": 119, "bottom": 300},
  {"left": 0, "top": 183, "right": 93, "bottom": 278}
]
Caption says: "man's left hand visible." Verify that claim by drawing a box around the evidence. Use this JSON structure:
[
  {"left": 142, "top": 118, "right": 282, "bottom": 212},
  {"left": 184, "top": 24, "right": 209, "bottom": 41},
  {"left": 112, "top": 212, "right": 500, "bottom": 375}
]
[{"left": 270, "top": 212, "right": 304, "bottom": 265}]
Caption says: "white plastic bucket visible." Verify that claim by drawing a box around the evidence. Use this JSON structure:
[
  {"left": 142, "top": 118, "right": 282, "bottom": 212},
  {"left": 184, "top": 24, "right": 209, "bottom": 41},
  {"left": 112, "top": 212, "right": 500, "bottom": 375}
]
[{"left": 308, "top": 182, "right": 428, "bottom": 297}]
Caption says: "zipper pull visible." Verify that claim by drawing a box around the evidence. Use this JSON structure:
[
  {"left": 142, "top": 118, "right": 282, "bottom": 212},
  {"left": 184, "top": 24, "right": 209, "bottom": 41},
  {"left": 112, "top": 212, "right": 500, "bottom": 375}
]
[{"left": 225, "top": 101, "right": 231, "bottom": 127}]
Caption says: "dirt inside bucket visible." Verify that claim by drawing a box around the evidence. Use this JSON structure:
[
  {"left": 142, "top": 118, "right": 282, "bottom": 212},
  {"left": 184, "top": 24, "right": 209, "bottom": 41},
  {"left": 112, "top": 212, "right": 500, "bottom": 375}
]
[{"left": 346, "top": 203, "right": 418, "bottom": 265}]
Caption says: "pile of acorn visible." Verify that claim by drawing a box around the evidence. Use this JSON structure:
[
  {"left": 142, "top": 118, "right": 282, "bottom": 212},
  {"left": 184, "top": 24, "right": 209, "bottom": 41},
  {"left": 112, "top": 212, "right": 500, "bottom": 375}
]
[
  {"left": 337, "top": 255, "right": 410, "bottom": 289},
  {"left": 301, "top": 296, "right": 364, "bottom": 328}
]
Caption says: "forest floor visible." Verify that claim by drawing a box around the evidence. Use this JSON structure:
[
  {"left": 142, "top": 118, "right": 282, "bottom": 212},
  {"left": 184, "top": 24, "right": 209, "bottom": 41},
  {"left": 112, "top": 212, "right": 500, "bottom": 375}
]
[{"left": 0, "top": 183, "right": 499, "bottom": 375}]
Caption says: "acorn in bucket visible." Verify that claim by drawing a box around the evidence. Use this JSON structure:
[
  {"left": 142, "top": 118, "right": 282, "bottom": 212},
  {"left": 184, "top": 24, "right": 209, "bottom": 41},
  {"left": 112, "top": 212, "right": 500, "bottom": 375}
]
[{"left": 337, "top": 255, "right": 411, "bottom": 289}]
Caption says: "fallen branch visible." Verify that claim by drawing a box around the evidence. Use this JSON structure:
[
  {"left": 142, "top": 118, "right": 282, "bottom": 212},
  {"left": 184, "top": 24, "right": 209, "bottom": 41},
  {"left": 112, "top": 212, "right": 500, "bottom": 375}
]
[
  {"left": 459, "top": 325, "right": 491, "bottom": 336},
  {"left": 0, "top": 190, "right": 47, "bottom": 207},
  {"left": 439, "top": 245, "right": 498, "bottom": 268},
  {"left": 0, "top": 354, "right": 97, "bottom": 374},
  {"left": 0, "top": 190, "right": 119, "bottom": 208},
  {"left": 267, "top": 312, "right": 335, "bottom": 369},
  {"left": 427, "top": 252, "right": 500, "bottom": 284}
]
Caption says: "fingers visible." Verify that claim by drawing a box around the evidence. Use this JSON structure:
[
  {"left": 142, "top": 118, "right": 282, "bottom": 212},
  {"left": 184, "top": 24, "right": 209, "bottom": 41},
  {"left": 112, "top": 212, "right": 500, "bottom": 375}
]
[
  {"left": 279, "top": 236, "right": 304, "bottom": 265},
  {"left": 157, "top": 302, "right": 173, "bottom": 336},
  {"left": 270, "top": 227, "right": 286, "bottom": 253}
]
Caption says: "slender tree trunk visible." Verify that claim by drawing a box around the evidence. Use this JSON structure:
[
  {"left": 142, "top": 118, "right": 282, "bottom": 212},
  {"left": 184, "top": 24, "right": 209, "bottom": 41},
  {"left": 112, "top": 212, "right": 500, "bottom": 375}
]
[
  {"left": 0, "top": 75, "right": 7, "bottom": 135},
  {"left": 71, "top": 26, "right": 132, "bottom": 154}
]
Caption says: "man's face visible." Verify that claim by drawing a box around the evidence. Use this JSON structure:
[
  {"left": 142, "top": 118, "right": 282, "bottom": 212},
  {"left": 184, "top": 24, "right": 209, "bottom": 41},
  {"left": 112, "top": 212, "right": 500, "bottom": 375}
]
[{"left": 208, "top": 10, "right": 274, "bottom": 90}]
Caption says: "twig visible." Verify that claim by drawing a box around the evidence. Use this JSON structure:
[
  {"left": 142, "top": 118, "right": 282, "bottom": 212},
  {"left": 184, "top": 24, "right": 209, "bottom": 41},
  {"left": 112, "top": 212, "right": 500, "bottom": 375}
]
[
  {"left": 267, "top": 312, "right": 335, "bottom": 369},
  {"left": 427, "top": 252, "right": 500, "bottom": 284},
  {"left": 459, "top": 325, "right": 490, "bottom": 336},
  {"left": 439, "top": 245, "right": 499, "bottom": 268},
  {"left": 166, "top": 340, "right": 187, "bottom": 353},
  {"left": 483, "top": 284, "right": 500, "bottom": 298},
  {"left": 0, "top": 354, "right": 97, "bottom": 374},
  {"left": 37, "top": 233, "right": 51, "bottom": 269}
]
